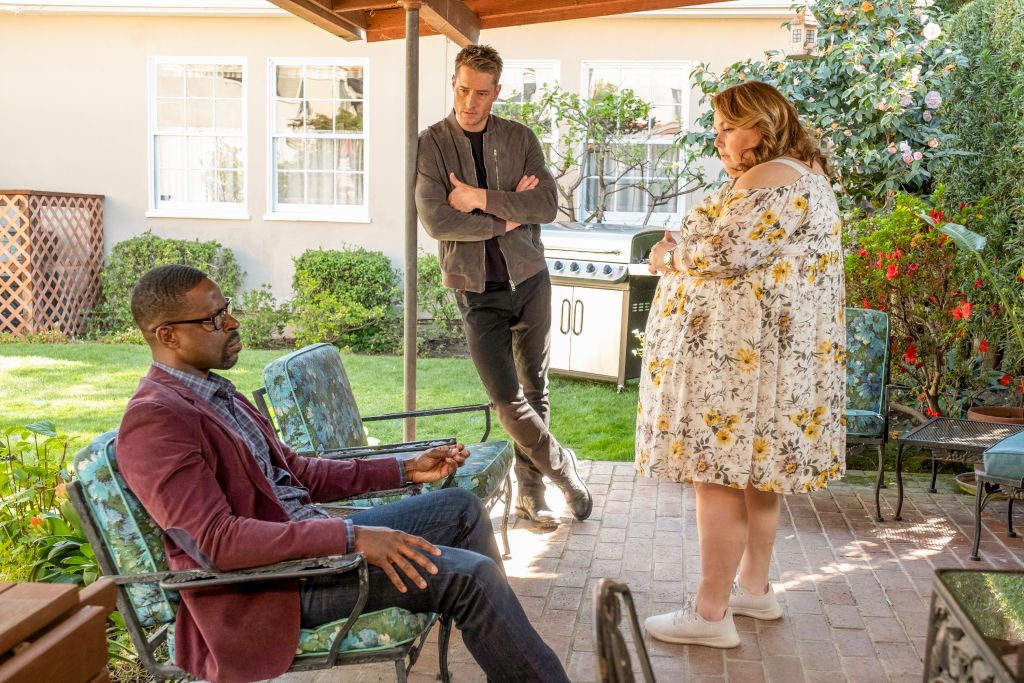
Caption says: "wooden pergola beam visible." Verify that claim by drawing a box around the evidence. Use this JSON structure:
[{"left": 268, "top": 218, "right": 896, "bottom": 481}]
[
  {"left": 331, "top": 0, "right": 396, "bottom": 10},
  {"left": 365, "top": 0, "right": 717, "bottom": 41},
  {"left": 421, "top": 0, "right": 479, "bottom": 47},
  {"left": 268, "top": 0, "right": 367, "bottom": 40}
]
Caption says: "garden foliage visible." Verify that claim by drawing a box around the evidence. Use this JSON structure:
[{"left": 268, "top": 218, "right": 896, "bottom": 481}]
[
  {"left": 416, "top": 252, "right": 465, "bottom": 350},
  {"left": 237, "top": 284, "right": 290, "bottom": 349},
  {"left": 91, "top": 231, "right": 242, "bottom": 336},
  {"left": 690, "top": 0, "right": 966, "bottom": 209},
  {"left": 290, "top": 247, "right": 401, "bottom": 352}
]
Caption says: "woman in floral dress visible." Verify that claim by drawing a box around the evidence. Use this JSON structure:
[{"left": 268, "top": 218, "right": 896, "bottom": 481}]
[{"left": 637, "top": 81, "right": 845, "bottom": 648}]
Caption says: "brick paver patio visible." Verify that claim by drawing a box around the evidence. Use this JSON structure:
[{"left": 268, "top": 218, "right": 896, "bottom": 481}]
[{"left": 280, "top": 462, "right": 1024, "bottom": 682}]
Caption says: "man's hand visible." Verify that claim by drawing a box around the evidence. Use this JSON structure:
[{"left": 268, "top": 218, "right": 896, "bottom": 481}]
[
  {"left": 503, "top": 175, "right": 539, "bottom": 232},
  {"left": 448, "top": 173, "right": 486, "bottom": 213},
  {"left": 353, "top": 525, "right": 440, "bottom": 593},
  {"left": 404, "top": 442, "right": 469, "bottom": 484},
  {"left": 648, "top": 230, "right": 679, "bottom": 275}
]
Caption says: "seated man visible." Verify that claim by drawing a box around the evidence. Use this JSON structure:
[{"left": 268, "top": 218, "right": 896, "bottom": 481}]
[{"left": 117, "top": 264, "right": 569, "bottom": 683}]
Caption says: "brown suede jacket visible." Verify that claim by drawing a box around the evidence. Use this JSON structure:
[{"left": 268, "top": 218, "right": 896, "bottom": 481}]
[{"left": 415, "top": 111, "right": 558, "bottom": 293}]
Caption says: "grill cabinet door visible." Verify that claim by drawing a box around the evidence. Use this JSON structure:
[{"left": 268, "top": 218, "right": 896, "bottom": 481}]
[
  {"left": 568, "top": 286, "right": 625, "bottom": 378},
  {"left": 549, "top": 284, "right": 573, "bottom": 372}
]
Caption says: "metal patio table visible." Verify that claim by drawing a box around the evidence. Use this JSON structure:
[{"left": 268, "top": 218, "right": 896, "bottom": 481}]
[{"left": 892, "top": 417, "right": 1024, "bottom": 521}]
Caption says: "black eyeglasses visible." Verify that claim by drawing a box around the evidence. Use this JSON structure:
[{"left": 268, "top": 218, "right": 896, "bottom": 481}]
[{"left": 152, "top": 298, "right": 232, "bottom": 333}]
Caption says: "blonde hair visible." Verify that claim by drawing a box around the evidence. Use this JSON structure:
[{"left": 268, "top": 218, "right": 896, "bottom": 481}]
[
  {"left": 454, "top": 44, "right": 503, "bottom": 84},
  {"left": 712, "top": 80, "right": 832, "bottom": 177}
]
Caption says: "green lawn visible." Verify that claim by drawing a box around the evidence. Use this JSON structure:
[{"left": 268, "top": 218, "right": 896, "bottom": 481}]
[{"left": 0, "top": 343, "right": 640, "bottom": 462}]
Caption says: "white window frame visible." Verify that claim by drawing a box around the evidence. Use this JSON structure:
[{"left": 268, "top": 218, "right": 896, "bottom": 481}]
[
  {"left": 266, "top": 57, "right": 370, "bottom": 223},
  {"left": 579, "top": 60, "right": 692, "bottom": 226},
  {"left": 146, "top": 56, "right": 249, "bottom": 220}
]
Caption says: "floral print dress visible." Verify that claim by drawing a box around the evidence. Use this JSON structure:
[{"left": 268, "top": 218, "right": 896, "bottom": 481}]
[{"left": 635, "top": 159, "right": 846, "bottom": 493}]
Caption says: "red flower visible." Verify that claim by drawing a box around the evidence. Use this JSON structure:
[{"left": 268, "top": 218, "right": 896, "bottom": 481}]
[
  {"left": 907, "top": 263, "right": 919, "bottom": 274},
  {"left": 975, "top": 279, "right": 984, "bottom": 288},
  {"left": 952, "top": 302, "right": 973, "bottom": 320},
  {"left": 858, "top": 248, "right": 868, "bottom": 257},
  {"left": 925, "top": 407, "right": 942, "bottom": 418},
  {"left": 929, "top": 208, "right": 945, "bottom": 224},
  {"left": 1000, "top": 374, "right": 1012, "bottom": 386},
  {"left": 886, "top": 264, "right": 899, "bottom": 280},
  {"left": 979, "top": 339, "right": 989, "bottom": 353},
  {"left": 861, "top": 298, "right": 870, "bottom": 309},
  {"left": 904, "top": 345, "right": 917, "bottom": 364}
]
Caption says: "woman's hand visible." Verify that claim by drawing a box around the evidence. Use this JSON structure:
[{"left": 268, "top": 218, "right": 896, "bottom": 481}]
[{"left": 648, "top": 231, "right": 679, "bottom": 275}]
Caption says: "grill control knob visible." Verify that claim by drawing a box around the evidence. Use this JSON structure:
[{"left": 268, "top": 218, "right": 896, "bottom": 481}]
[
  {"left": 553, "top": 260, "right": 563, "bottom": 270},
  {"left": 585, "top": 263, "right": 596, "bottom": 273},
  {"left": 602, "top": 265, "right": 613, "bottom": 275},
  {"left": 569, "top": 262, "right": 580, "bottom": 272}
]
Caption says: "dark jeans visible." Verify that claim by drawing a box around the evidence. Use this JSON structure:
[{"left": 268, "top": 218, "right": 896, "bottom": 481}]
[
  {"left": 299, "top": 488, "right": 567, "bottom": 682},
  {"left": 455, "top": 270, "right": 570, "bottom": 497}
]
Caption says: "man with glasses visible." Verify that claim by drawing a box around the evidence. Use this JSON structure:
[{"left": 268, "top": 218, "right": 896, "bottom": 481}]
[{"left": 116, "top": 264, "right": 569, "bottom": 683}]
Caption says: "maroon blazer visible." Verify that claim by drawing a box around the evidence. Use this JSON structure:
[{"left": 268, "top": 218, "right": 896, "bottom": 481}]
[{"left": 117, "top": 366, "right": 401, "bottom": 683}]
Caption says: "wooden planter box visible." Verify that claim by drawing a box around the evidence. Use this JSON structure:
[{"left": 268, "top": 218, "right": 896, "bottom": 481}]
[{"left": 0, "top": 190, "right": 104, "bottom": 337}]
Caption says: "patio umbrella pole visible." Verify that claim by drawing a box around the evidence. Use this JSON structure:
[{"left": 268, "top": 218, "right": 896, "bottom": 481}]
[{"left": 402, "top": 1, "right": 421, "bottom": 441}]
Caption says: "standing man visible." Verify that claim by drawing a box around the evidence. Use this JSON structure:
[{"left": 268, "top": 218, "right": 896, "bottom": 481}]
[{"left": 415, "top": 44, "right": 591, "bottom": 528}]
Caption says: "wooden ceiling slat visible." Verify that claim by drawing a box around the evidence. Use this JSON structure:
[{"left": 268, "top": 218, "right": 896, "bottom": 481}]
[
  {"left": 331, "top": 0, "right": 396, "bottom": 10},
  {"left": 268, "top": 0, "right": 366, "bottom": 40}
]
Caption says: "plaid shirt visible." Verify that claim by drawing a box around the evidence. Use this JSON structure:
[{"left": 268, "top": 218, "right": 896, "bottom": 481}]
[{"left": 153, "top": 363, "right": 328, "bottom": 522}]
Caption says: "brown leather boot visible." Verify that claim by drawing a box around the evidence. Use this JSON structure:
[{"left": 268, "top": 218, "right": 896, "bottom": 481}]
[{"left": 515, "top": 490, "right": 560, "bottom": 529}]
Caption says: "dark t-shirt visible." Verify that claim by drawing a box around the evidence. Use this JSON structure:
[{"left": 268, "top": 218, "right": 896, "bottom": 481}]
[{"left": 464, "top": 128, "right": 509, "bottom": 284}]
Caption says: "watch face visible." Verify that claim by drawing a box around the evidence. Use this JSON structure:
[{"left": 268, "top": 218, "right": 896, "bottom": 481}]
[{"left": 664, "top": 249, "right": 674, "bottom": 267}]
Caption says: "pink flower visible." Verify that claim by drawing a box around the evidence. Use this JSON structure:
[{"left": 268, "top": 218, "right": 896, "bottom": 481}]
[
  {"left": 927, "top": 138, "right": 939, "bottom": 148},
  {"left": 913, "top": 151, "right": 923, "bottom": 161},
  {"left": 903, "top": 153, "right": 914, "bottom": 164}
]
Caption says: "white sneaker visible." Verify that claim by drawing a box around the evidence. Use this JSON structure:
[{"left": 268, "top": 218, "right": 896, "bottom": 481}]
[
  {"left": 644, "top": 597, "right": 740, "bottom": 648},
  {"left": 729, "top": 583, "right": 782, "bottom": 620}
]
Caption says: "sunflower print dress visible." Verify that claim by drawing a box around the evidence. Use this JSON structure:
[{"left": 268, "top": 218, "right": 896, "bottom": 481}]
[{"left": 635, "top": 160, "right": 846, "bottom": 493}]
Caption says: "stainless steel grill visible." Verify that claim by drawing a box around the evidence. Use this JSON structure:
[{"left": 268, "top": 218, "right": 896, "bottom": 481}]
[{"left": 540, "top": 222, "right": 663, "bottom": 391}]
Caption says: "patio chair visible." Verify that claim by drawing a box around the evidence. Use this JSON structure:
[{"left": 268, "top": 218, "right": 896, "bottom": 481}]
[
  {"left": 67, "top": 430, "right": 451, "bottom": 683},
  {"left": 845, "top": 307, "right": 897, "bottom": 522},
  {"left": 593, "top": 578, "right": 655, "bottom": 683},
  {"left": 254, "top": 343, "right": 514, "bottom": 558}
]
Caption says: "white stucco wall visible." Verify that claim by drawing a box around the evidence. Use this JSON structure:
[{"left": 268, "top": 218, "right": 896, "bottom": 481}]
[{"left": 0, "top": 9, "right": 790, "bottom": 297}]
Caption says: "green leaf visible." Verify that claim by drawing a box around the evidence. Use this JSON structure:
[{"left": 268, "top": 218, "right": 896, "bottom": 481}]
[
  {"left": 24, "top": 421, "right": 58, "bottom": 437},
  {"left": 937, "top": 221, "right": 987, "bottom": 253}
]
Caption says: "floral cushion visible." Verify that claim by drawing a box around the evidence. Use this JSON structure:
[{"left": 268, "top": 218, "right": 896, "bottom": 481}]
[
  {"left": 72, "top": 430, "right": 177, "bottom": 627},
  {"left": 422, "top": 440, "right": 512, "bottom": 500},
  {"left": 296, "top": 607, "right": 433, "bottom": 657},
  {"left": 845, "top": 308, "right": 890, "bottom": 437},
  {"left": 263, "top": 343, "right": 368, "bottom": 453}
]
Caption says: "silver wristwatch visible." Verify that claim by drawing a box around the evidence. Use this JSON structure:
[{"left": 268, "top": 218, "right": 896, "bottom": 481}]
[{"left": 663, "top": 247, "right": 676, "bottom": 270}]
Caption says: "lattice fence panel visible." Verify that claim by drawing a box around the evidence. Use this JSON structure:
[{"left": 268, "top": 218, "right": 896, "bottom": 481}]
[{"left": 0, "top": 191, "right": 104, "bottom": 337}]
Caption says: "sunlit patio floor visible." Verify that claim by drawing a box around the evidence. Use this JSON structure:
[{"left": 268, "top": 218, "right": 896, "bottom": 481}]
[{"left": 278, "top": 462, "right": 1024, "bottom": 682}]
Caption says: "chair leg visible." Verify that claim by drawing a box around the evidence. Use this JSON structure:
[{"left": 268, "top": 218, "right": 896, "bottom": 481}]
[
  {"left": 437, "top": 616, "right": 453, "bottom": 683},
  {"left": 500, "top": 474, "right": 512, "bottom": 560},
  {"left": 1008, "top": 497, "right": 1017, "bottom": 538},
  {"left": 895, "top": 444, "right": 907, "bottom": 521},
  {"left": 929, "top": 458, "right": 939, "bottom": 493},
  {"left": 395, "top": 658, "right": 408, "bottom": 683},
  {"left": 970, "top": 480, "right": 985, "bottom": 561},
  {"left": 874, "top": 443, "right": 885, "bottom": 522}
]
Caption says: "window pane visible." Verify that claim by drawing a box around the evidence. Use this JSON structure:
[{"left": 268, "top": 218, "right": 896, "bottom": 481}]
[
  {"left": 275, "top": 138, "right": 304, "bottom": 171},
  {"left": 186, "top": 98, "right": 215, "bottom": 129},
  {"left": 217, "top": 99, "right": 243, "bottom": 131},
  {"left": 307, "top": 100, "right": 335, "bottom": 133},
  {"left": 216, "top": 137, "right": 244, "bottom": 169},
  {"left": 188, "top": 137, "right": 216, "bottom": 170},
  {"left": 156, "top": 64, "right": 185, "bottom": 97},
  {"left": 156, "top": 98, "right": 185, "bottom": 130},
  {"left": 306, "top": 138, "right": 336, "bottom": 171},
  {"left": 187, "top": 170, "right": 216, "bottom": 203},
  {"left": 276, "top": 65, "right": 303, "bottom": 97},
  {"left": 156, "top": 135, "right": 188, "bottom": 169},
  {"left": 336, "top": 66, "right": 364, "bottom": 99},
  {"left": 336, "top": 173, "right": 364, "bottom": 205},
  {"left": 336, "top": 102, "right": 363, "bottom": 132},
  {"left": 216, "top": 170, "right": 244, "bottom": 203},
  {"left": 186, "top": 65, "right": 215, "bottom": 98},
  {"left": 277, "top": 172, "right": 305, "bottom": 204},
  {"left": 215, "top": 65, "right": 243, "bottom": 97},
  {"left": 278, "top": 100, "right": 305, "bottom": 133},
  {"left": 157, "top": 168, "right": 185, "bottom": 203},
  {"left": 336, "top": 139, "right": 364, "bottom": 172},
  {"left": 305, "top": 65, "right": 333, "bottom": 99},
  {"left": 306, "top": 172, "right": 334, "bottom": 204}
]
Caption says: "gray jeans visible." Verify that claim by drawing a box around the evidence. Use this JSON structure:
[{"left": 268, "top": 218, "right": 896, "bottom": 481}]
[{"left": 455, "top": 270, "right": 570, "bottom": 496}]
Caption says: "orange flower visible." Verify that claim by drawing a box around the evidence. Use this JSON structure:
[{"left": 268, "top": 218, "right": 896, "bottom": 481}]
[
  {"left": 861, "top": 1, "right": 874, "bottom": 11},
  {"left": 29, "top": 516, "right": 43, "bottom": 527}
]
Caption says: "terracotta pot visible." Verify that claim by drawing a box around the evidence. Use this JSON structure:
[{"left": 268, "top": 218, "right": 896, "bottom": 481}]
[{"left": 966, "top": 405, "right": 1024, "bottom": 425}]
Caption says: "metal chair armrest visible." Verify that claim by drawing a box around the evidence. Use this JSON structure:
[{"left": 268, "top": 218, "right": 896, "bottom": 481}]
[
  {"left": 313, "top": 437, "right": 457, "bottom": 460},
  {"left": 105, "top": 553, "right": 363, "bottom": 590},
  {"left": 362, "top": 404, "right": 493, "bottom": 442}
]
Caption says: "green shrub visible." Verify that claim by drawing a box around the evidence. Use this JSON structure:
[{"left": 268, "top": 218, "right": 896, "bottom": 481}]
[
  {"left": 290, "top": 247, "right": 401, "bottom": 353},
  {"left": 90, "top": 231, "right": 242, "bottom": 336},
  {"left": 416, "top": 252, "right": 464, "bottom": 351},
  {"left": 935, "top": 0, "right": 1024, "bottom": 266},
  {"left": 237, "top": 285, "right": 291, "bottom": 349}
]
